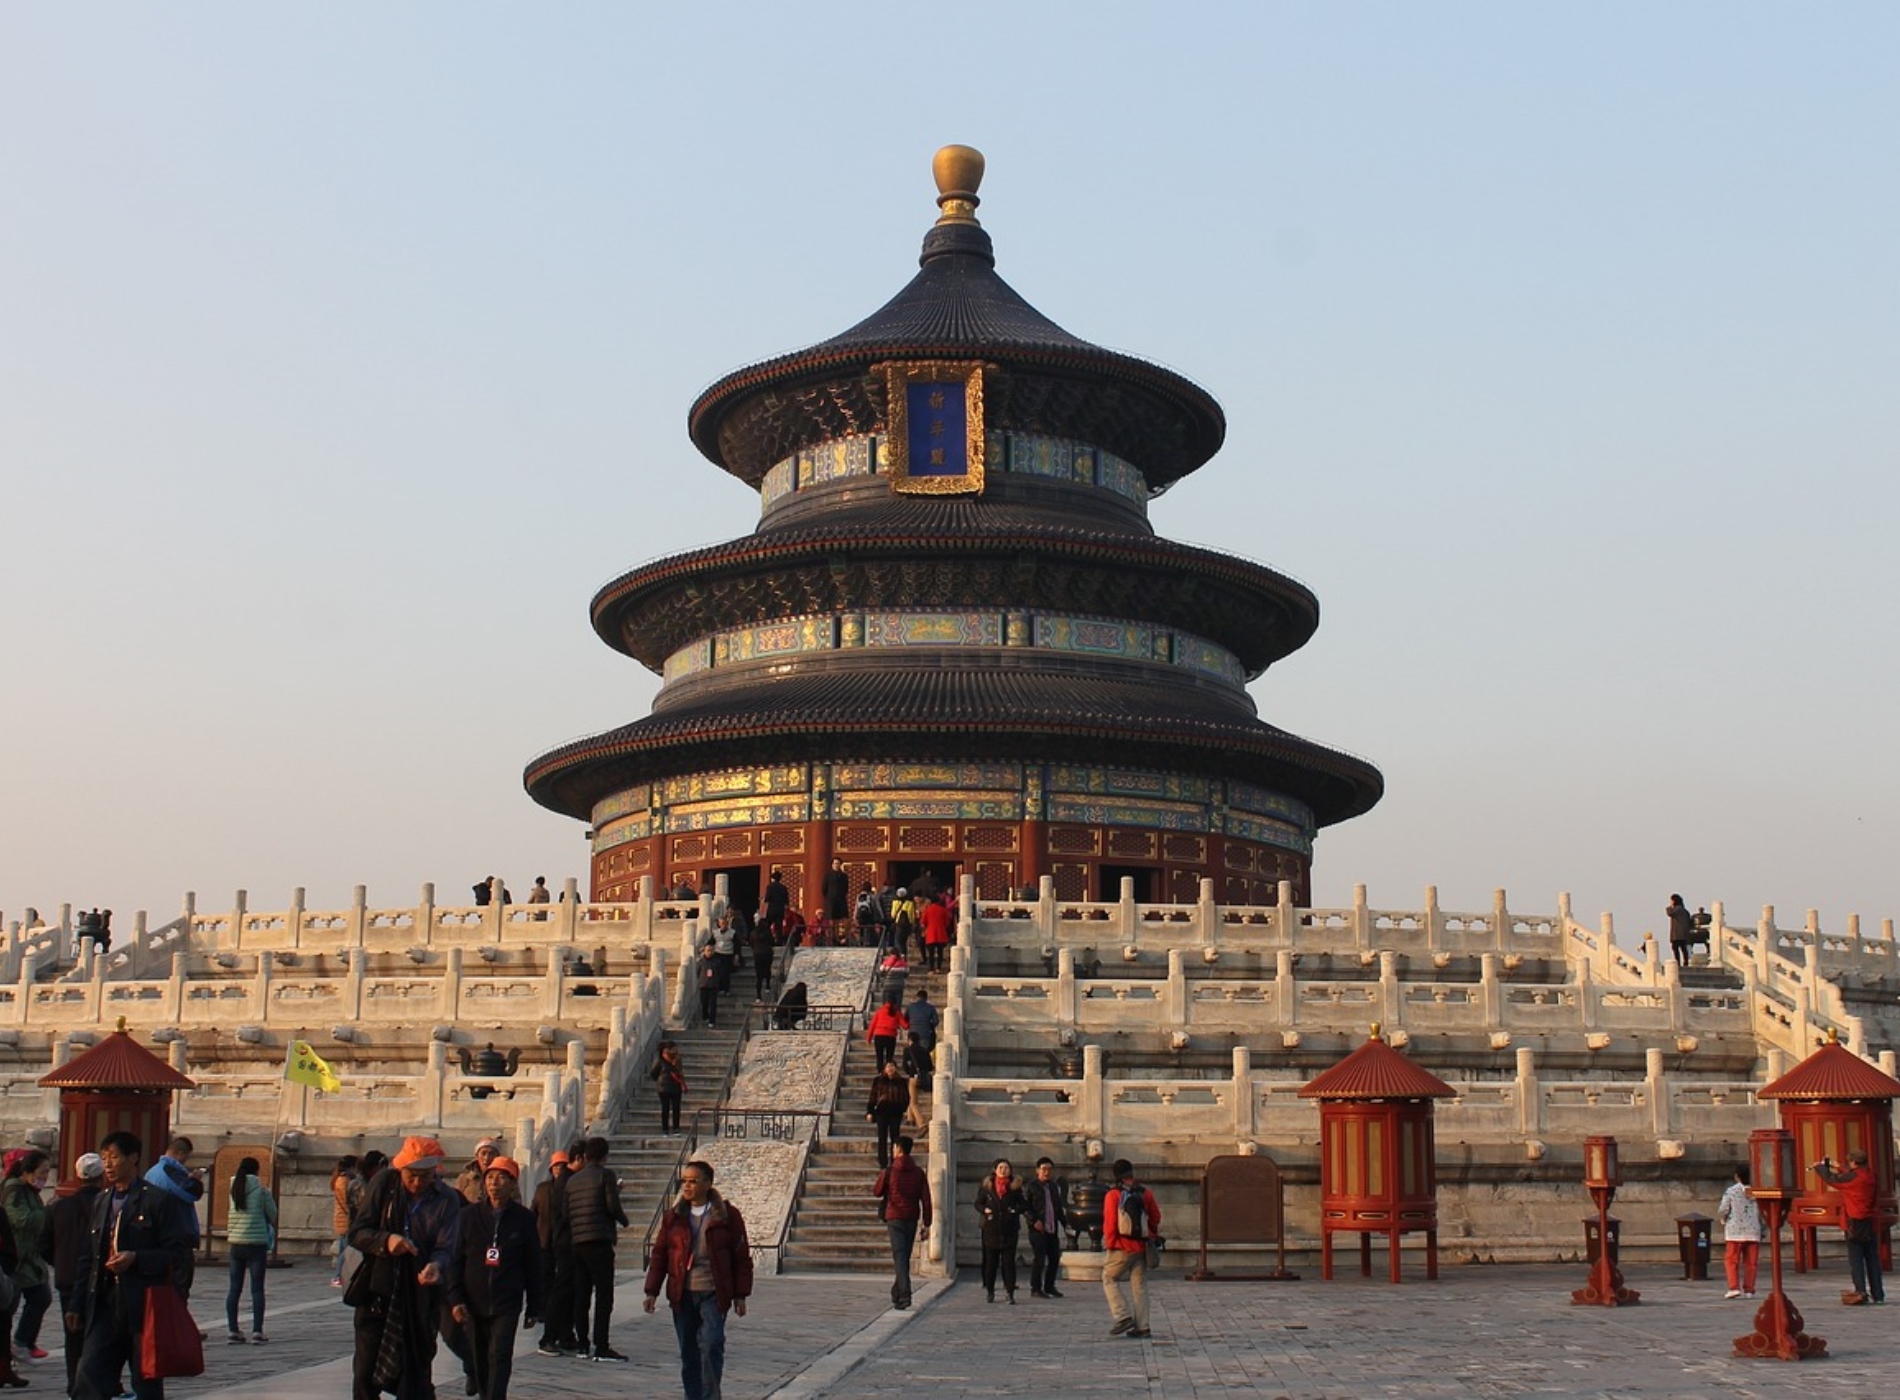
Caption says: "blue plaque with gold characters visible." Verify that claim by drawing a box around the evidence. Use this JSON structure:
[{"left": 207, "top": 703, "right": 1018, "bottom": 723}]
[{"left": 883, "top": 360, "right": 986, "bottom": 495}]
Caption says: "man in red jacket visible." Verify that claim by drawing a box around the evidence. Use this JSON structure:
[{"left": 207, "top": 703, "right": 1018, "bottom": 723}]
[
  {"left": 874, "top": 1135, "right": 933, "bottom": 1310},
  {"left": 1102, "top": 1157, "right": 1161, "bottom": 1339},
  {"left": 1814, "top": 1149, "right": 1886, "bottom": 1304},
  {"left": 644, "top": 1161, "right": 752, "bottom": 1400}
]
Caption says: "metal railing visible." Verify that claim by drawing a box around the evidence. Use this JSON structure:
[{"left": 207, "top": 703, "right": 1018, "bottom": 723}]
[{"left": 638, "top": 1106, "right": 832, "bottom": 1266}]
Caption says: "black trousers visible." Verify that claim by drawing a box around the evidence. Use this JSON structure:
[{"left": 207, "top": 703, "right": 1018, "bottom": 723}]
[
  {"left": 539, "top": 1257, "right": 575, "bottom": 1349},
  {"left": 980, "top": 1239, "right": 1018, "bottom": 1298},
  {"left": 352, "top": 1301, "right": 437, "bottom": 1400},
  {"left": 466, "top": 1305, "right": 521, "bottom": 1400},
  {"left": 74, "top": 1294, "right": 160, "bottom": 1400},
  {"left": 659, "top": 1090, "right": 683, "bottom": 1132},
  {"left": 59, "top": 1286, "right": 83, "bottom": 1395},
  {"left": 1029, "top": 1229, "right": 1062, "bottom": 1293},
  {"left": 570, "top": 1240, "right": 616, "bottom": 1352},
  {"left": 873, "top": 1111, "right": 905, "bottom": 1167}
]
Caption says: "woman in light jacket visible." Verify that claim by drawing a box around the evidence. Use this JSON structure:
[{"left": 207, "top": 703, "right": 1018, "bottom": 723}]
[{"left": 225, "top": 1157, "right": 278, "bottom": 1343}]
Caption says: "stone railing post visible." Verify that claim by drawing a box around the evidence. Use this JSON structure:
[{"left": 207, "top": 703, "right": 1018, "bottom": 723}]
[
  {"left": 444, "top": 946, "right": 464, "bottom": 1023},
  {"left": 1515, "top": 1045, "right": 1539, "bottom": 1137},
  {"left": 288, "top": 887, "right": 306, "bottom": 949},
  {"left": 1197, "top": 878, "right": 1217, "bottom": 943},
  {"left": 941, "top": 1004, "right": 966, "bottom": 1078},
  {"left": 1646, "top": 1047, "right": 1670, "bottom": 1137},
  {"left": 1351, "top": 883, "right": 1369, "bottom": 951},
  {"left": 349, "top": 886, "right": 369, "bottom": 949},
  {"left": 566, "top": 1038, "right": 586, "bottom": 1126},
  {"left": 1709, "top": 900, "right": 1727, "bottom": 970},
  {"left": 959, "top": 873, "right": 977, "bottom": 946},
  {"left": 229, "top": 890, "right": 249, "bottom": 952},
  {"left": 345, "top": 948, "right": 366, "bottom": 1021},
  {"left": 1277, "top": 880, "right": 1298, "bottom": 946},
  {"left": 1379, "top": 950, "right": 1401, "bottom": 1028},
  {"left": 545, "top": 945, "right": 566, "bottom": 1018},
  {"left": 1755, "top": 905, "right": 1775, "bottom": 990},
  {"left": 1118, "top": 877, "right": 1136, "bottom": 940},
  {"left": 1081, "top": 1044, "right": 1106, "bottom": 1140},
  {"left": 1166, "top": 949, "right": 1187, "bottom": 1028},
  {"left": 1479, "top": 953, "right": 1502, "bottom": 1027},
  {"left": 424, "top": 1039, "right": 448, "bottom": 1128},
  {"left": 1055, "top": 949, "right": 1077, "bottom": 1030},
  {"left": 1037, "top": 875, "right": 1056, "bottom": 941},
  {"left": 1492, "top": 889, "right": 1510, "bottom": 951},
  {"left": 1232, "top": 1045, "right": 1254, "bottom": 1139},
  {"left": 253, "top": 951, "right": 273, "bottom": 1024},
  {"left": 1423, "top": 884, "right": 1442, "bottom": 953},
  {"left": 636, "top": 875, "right": 656, "bottom": 943},
  {"left": 1663, "top": 959, "right": 1686, "bottom": 1028},
  {"left": 485, "top": 879, "right": 506, "bottom": 943},
  {"left": 1880, "top": 1050, "right": 1898, "bottom": 1079},
  {"left": 1575, "top": 956, "right": 1596, "bottom": 1030},
  {"left": 557, "top": 878, "right": 581, "bottom": 945},
  {"left": 928, "top": 1072, "right": 955, "bottom": 1268},
  {"left": 1274, "top": 949, "right": 1296, "bottom": 1027},
  {"left": 180, "top": 892, "right": 197, "bottom": 955},
  {"left": 167, "top": 952, "right": 187, "bottom": 1022},
  {"left": 1598, "top": 912, "right": 1615, "bottom": 981}
]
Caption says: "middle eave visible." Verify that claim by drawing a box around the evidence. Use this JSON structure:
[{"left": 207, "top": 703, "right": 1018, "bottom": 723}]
[{"left": 590, "top": 525, "right": 1320, "bottom": 677}]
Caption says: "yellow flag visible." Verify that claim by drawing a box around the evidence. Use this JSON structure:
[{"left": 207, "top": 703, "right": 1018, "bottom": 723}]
[{"left": 286, "top": 1039, "right": 342, "bottom": 1093}]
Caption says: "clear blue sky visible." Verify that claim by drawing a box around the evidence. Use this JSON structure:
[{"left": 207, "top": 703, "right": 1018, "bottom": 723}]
[{"left": 3, "top": 4, "right": 1894, "bottom": 944}]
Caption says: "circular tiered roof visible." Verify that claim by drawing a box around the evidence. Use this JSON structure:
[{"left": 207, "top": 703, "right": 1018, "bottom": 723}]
[{"left": 688, "top": 150, "right": 1225, "bottom": 490}]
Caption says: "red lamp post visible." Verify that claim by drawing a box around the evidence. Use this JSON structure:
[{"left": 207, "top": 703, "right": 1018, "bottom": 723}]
[
  {"left": 1571, "top": 1135, "right": 1639, "bottom": 1306},
  {"left": 1733, "top": 1127, "right": 1827, "bottom": 1360}
]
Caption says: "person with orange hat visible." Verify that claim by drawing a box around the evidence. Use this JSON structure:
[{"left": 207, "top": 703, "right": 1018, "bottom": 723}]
[
  {"left": 347, "top": 1135, "right": 463, "bottom": 1400},
  {"left": 447, "top": 1156, "right": 542, "bottom": 1400},
  {"left": 531, "top": 1149, "right": 576, "bottom": 1357}
]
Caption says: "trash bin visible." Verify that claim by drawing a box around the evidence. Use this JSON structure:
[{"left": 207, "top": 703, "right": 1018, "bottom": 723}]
[
  {"left": 1583, "top": 1215, "right": 1621, "bottom": 1266},
  {"left": 1676, "top": 1213, "right": 1713, "bottom": 1280}
]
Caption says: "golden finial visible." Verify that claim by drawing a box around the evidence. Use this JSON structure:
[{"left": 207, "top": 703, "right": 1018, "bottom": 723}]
[
  {"left": 932, "top": 145, "right": 985, "bottom": 226},
  {"left": 116, "top": 1016, "right": 128, "bottom": 1034},
  {"left": 1369, "top": 1022, "right": 1383, "bottom": 1043}
]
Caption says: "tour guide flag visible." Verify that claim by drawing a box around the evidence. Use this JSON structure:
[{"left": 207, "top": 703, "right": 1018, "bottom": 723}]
[{"left": 287, "top": 1040, "right": 342, "bottom": 1093}]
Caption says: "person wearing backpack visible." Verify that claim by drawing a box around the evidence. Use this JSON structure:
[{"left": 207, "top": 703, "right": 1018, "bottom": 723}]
[
  {"left": 888, "top": 888, "right": 918, "bottom": 961},
  {"left": 1102, "top": 1158, "right": 1160, "bottom": 1339}
]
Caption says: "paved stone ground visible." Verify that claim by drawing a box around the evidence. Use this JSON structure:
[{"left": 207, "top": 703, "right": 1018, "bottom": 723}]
[{"left": 103, "top": 1255, "right": 1895, "bottom": 1398}]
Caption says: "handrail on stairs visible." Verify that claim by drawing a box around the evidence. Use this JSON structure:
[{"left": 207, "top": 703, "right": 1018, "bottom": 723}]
[{"left": 638, "top": 1099, "right": 833, "bottom": 1267}]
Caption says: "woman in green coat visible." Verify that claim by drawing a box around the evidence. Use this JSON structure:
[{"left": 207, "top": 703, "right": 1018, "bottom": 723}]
[
  {"left": 0, "top": 1149, "right": 52, "bottom": 1364},
  {"left": 225, "top": 1157, "right": 279, "bottom": 1343}
]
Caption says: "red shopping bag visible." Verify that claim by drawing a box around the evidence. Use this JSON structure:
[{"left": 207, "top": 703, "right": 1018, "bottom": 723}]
[{"left": 141, "top": 1281, "right": 206, "bottom": 1378}]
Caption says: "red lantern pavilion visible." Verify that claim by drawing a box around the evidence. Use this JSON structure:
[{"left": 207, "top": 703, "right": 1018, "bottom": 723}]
[
  {"left": 1758, "top": 1033, "right": 1899, "bottom": 1272},
  {"left": 1299, "top": 1026, "right": 1456, "bottom": 1282},
  {"left": 38, "top": 1022, "right": 195, "bottom": 1193},
  {"left": 524, "top": 146, "right": 1381, "bottom": 918}
]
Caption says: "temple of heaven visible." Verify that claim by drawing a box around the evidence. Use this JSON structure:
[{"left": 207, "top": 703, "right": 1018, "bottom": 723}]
[{"left": 525, "top": 146, "right": 1382, "bottom": 916}]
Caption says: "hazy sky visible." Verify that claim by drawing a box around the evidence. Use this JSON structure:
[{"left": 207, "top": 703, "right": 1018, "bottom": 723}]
[{"left": 3, "top": 5, "right": 1894, "bottom": 946}]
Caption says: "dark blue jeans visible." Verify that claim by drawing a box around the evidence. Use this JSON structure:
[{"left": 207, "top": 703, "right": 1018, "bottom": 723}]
[
  {"left": 14, "top": 1279, "right": 52, "bottom": 1347},
  {"left": 1847, "top": 1225, "right": 1885, "bottom": 1302},
  {"left": 885, "top": 1221, "right": 917, "bottom": 1305},
  {"left": 226, "top": 1242, "right": 268, "bottom": 1335},
  {"left": 670, "top": 1291, "right": 726, "bottom": 1400}
]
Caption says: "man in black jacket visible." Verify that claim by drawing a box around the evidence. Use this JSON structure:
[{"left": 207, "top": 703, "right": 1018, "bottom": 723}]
[
  {"left": 67, "top": 1131, "right": 193, "bottom": 1400},
  {"left": 447, "top": 1156, "right": 543, "bottom": 1400},
  {"left": 44, "top": 1151, "right": 106, "bottom": 1393},
  {"left": 1021, "top": 1157, "right": 1071, "bottom": 1299},
  {"left": 531, "top": 1150, "right": 575, "bottom": 1356},
  {"left": 563, "top": 1137, "right": 629, "bottom": 1362}
]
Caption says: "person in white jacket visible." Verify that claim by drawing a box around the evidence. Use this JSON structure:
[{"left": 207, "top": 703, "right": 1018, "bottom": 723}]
[{"left": 1716, "top": 1163, "right": 1763, "bottom": 1299}]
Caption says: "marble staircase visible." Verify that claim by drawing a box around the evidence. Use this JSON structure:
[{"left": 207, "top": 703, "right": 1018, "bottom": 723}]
[{"left": 780, "top": 964, "right": 943, "bottom": 1273}]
